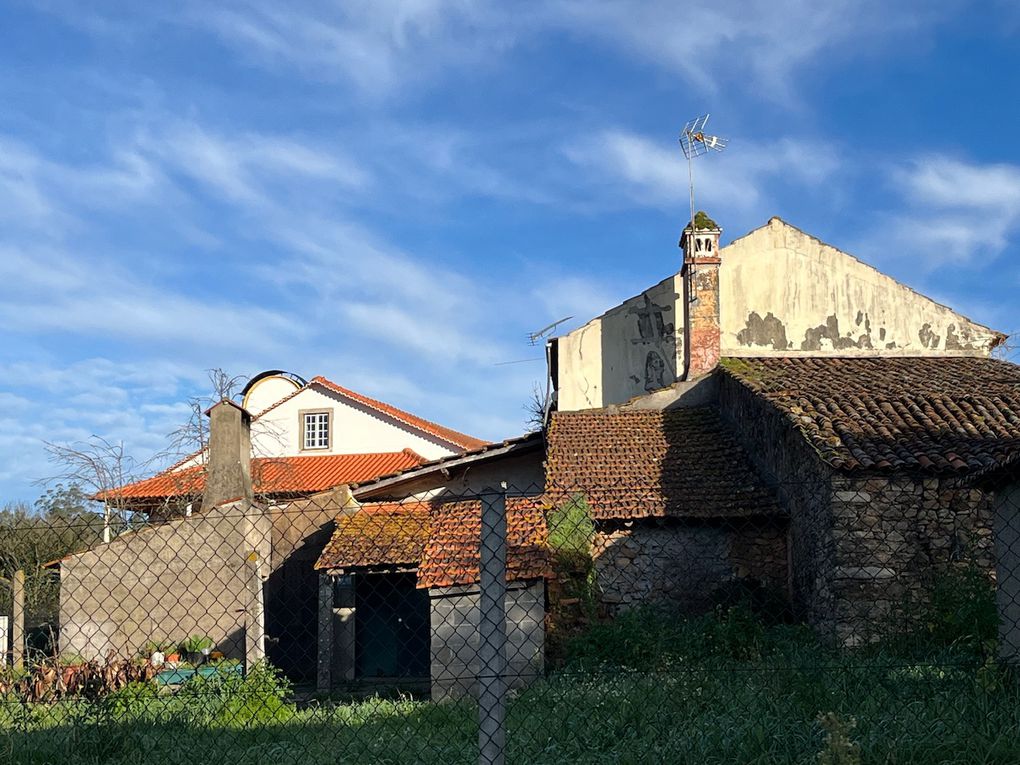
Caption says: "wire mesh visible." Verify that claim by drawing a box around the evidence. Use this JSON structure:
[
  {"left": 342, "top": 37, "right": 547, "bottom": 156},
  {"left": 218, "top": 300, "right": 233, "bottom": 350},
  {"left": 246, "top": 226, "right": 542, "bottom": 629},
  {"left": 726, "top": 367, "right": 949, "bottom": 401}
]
[{"left": 2, "top": 475, "right": 1020, "bottom": 764}]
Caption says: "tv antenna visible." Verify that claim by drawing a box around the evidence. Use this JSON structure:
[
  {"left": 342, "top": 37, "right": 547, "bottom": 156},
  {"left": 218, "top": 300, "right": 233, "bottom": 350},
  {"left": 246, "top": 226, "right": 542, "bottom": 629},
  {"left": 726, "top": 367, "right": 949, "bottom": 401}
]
[
  {"left": 678, "top": 114, "right": 728, "bottom": 298},
  {"left": 527, "top": 316, "right": 573, "bottom": 346}
]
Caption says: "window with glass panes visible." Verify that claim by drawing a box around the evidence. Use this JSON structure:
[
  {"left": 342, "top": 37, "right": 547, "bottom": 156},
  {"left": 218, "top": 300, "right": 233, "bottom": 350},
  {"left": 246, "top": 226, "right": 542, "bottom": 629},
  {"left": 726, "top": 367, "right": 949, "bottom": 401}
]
[{"left": 303, "top": 411, "right": 330, "bottom": 449}]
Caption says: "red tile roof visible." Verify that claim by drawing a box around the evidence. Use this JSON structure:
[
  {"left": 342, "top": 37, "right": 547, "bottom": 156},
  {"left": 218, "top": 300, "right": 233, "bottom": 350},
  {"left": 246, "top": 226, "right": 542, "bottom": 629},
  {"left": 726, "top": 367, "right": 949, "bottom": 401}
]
[
  {"left": 545, "top": 407, "right": 781, "bottom": 520},
  {"left": 315, "top": 502, "right": 433, "bottom": 571},
  {"left": 314, "top": 496, "right": 552, "bottom": 587},
  {"left": 313, "top": 496, "right": 553, "bottom": 587},
  {"left": 417, "top": 497, "right": 553, "bottom": 589},
  {"left": 104, "top": 451, "right": 425, "bottom": 501},
  {"left": 720, "top": 356, "right": 1020, "bottom": 474}
]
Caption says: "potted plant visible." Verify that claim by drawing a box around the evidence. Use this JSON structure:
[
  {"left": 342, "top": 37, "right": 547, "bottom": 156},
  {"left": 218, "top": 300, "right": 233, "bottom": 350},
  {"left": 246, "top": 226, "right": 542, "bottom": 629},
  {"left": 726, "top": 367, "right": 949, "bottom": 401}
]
[{"left": 180, "top": 635, "right": 214, "bottom": 666}]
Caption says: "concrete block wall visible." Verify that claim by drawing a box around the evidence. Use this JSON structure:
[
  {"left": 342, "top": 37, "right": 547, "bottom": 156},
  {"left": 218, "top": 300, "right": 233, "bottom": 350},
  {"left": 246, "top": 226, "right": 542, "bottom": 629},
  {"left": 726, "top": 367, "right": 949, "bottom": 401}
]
[
  {"left": 430, "top": 580, "right": 545, "bottom": 702},
  {"left": 59, "top": 501, "right": 272, "bottom": 661}
]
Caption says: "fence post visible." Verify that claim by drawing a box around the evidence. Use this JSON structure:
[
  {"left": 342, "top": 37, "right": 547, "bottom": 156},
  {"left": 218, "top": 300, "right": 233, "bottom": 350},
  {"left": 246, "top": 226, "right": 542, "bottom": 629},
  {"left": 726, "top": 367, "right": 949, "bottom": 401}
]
[
  {"left": 478, "top": 488, "right": 507, "bottom": 765},
  {"left": 245, "top": 551, "right": 266, "bottom": 673},
  {"left": 0, "top": 616, "right": 8, "bottom": 668},
  {"left": 12, "top": 570, "right": 25, "bottom": 670}
]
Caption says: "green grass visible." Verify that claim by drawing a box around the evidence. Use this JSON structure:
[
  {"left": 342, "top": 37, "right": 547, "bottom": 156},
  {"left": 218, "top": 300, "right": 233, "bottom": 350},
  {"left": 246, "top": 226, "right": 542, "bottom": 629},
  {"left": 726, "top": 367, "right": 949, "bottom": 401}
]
[
  {"left": 4, "top": 598, "right": 1019, "bottom": 765},
  {"left": 3, "top": 662, "right": 1020, "bottom": 764}
]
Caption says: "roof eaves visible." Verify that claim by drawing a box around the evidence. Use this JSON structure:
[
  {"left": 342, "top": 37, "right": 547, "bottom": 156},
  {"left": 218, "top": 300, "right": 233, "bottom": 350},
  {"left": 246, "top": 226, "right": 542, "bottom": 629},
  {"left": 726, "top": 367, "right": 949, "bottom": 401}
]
[{"left": 352, "top": 431, "right": 543, "bottom": 499}]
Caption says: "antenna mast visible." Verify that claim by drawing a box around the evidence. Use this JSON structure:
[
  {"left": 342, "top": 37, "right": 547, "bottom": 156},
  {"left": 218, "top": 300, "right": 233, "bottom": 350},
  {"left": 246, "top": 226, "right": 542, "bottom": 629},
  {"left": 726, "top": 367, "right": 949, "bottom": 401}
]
[{"left": 678, "top": 115, "right": 728, "bottom": 297}]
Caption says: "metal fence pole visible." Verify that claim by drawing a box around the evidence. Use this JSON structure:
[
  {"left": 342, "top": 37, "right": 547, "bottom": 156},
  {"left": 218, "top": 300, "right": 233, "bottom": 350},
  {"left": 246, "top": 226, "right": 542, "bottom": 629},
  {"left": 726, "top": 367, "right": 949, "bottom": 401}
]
[
  {"left": 0, "top": 615, "right": 8, "bottom": 668},
  {"left": 12, "top": 570, "right": 24, "bottom": 670},
  {"left": 478, "top": 489, "right": 507, "bottom": 765}
]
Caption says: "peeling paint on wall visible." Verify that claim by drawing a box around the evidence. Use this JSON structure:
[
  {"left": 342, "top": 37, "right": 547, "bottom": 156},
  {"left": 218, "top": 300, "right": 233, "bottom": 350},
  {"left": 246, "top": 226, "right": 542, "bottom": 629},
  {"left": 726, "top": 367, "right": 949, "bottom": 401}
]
[
  {"left": 736, "top": 311, "right": 791, "bottom": 350},
  {"left": 946, "top": 323, "right": 977, "bottom": 351},
  {"left": 918, "top": 323, "right": 940, "bottom": 350},
  {"left": 555, "top": 218, "right": 1005, "bottom": 412},
  {"left": 801, "top": 315, "right": 874, "bottom": 351}
]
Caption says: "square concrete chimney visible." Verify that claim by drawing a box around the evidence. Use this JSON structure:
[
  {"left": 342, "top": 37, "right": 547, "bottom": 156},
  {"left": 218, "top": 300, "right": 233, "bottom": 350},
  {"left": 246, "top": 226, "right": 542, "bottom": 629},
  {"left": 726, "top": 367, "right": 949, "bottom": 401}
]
[
  {"left": 201, "top": 399, "right": 253, "bottom": 512},
  {"left": 680, "top": 211, "right": 722, "bottom": 380}
]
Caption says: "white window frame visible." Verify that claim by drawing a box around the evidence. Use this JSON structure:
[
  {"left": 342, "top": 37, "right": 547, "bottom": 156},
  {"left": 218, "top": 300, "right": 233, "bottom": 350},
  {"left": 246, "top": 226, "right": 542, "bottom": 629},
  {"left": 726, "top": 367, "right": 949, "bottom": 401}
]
[{"left": 300, "top": 409, "right": 331, "bottom": 450}]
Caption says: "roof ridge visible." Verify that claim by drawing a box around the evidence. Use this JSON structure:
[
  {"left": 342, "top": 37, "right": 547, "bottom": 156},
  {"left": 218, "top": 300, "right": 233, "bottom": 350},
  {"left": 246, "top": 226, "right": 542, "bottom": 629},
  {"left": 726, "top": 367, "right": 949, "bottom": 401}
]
[{"left": 310, "top": 376, "right": 487, "bottom": 450}]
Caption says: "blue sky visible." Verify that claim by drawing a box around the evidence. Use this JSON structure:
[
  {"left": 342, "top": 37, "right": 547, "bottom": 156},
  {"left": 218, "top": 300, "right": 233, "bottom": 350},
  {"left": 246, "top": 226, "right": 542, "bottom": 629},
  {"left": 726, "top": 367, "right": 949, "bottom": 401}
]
[{"left": 2, "top": 1, "right": 1020, "bottom": 502}]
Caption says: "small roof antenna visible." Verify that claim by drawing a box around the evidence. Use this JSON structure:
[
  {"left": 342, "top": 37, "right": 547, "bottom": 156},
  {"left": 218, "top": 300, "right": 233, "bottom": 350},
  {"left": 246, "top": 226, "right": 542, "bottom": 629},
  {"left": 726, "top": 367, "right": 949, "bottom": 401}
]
[
  {"left": 527, "top": 316, "right": 573, "bottom": 346},
  {"left": 679, "top": 114, "right": 728, "bottom": 301}
]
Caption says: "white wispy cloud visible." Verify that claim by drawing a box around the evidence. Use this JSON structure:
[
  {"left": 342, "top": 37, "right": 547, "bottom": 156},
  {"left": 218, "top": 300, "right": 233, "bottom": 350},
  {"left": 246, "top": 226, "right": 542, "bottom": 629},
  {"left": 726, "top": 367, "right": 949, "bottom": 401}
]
[
  {"left": 0, "top": 242, "right": 305, "bottom": 353},
  {"left": 563, "top": 128, "right": 840, "bottom": 214},
  {"left": 544, "top": 0, "right": 954, "bottom": 103},
  {"left": 883, "top": 156, "right": 1020, "bottom": 267},
  {"left": 181, "top": 0, "right": 516, "bottom": 95},
  {"left": 37, "top": 0, "right": 958, "bottom": 103},
  {"left": 139, "top": 123, "right": 369, "bottom": 207},
  {"left": 0, "top": 358, "right": 205, "bottom": 490}
]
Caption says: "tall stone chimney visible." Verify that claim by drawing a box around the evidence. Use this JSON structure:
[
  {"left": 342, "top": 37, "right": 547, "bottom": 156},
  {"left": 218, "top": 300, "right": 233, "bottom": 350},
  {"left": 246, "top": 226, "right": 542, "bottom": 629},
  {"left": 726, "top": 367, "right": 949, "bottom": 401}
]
[
  {"left": 201, "top": 399, "right": 253, "bottom": 512},
  {"left": 681, "top": 211, "right": 723, "bottom": 380}
]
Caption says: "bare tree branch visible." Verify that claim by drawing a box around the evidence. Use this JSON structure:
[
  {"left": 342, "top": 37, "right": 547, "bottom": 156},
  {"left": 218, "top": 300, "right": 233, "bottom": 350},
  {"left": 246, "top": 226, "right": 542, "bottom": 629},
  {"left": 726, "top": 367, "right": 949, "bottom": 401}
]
[{"left": 524, "top": 382, "right": 548, "bottom": 432}]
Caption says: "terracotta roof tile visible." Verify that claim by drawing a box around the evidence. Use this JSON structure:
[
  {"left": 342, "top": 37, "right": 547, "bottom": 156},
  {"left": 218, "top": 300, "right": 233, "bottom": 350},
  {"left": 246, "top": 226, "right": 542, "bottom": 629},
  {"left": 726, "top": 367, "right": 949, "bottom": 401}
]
[
  {"left": 315, "top": 502, "right": 432, "bottom": 571},
  {"left": 314, "top": 496, "right": 553, "bottom": 588},
  {"left": 545, "top": 407, "right": 781, "bottom": 520},
  {"left": 105, "top": 452, "right": 425, "bottom": 501},
  {"left": 416, "top": 497, "right": 553, "bottom": 589},
  {"left": 721, "top": 356, "right": 1020, "bottom": 475}
]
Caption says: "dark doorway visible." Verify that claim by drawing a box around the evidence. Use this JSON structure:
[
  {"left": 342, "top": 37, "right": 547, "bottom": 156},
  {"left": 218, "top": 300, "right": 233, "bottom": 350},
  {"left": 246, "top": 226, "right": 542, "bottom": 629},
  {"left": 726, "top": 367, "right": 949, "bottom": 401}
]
[
  {"left": 265, "top": 552, "right": 319, "bottom": 684},
  {"left": 354, "top": 573, "right": 430, "bottom": 679}
]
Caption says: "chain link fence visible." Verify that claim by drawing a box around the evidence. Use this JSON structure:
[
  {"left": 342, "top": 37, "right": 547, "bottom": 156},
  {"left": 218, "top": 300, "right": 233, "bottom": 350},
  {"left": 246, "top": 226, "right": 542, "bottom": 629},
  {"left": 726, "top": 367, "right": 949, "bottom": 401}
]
[{"left": 3, "top": 477, "right": 1020, "bottom": 764}]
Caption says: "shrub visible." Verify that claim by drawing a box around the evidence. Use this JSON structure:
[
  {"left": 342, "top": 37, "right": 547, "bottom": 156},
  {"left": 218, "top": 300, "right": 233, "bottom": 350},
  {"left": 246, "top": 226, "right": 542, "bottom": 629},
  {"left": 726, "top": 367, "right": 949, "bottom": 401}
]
[
  {"left": 547, "top": 494, "right": 595, "bottom": 570},
  {"left": 881, "top": 562, "right": 999, "bottom": 659},
  {"left": 174, "top": 662, "right": 294, "bottom": 726},
  {"left": 561, "top": 601, "right": 807, "bottom": 670},
  {"left": 817, "top": 712, "right": 861, "bottom": 765},
  {"left": 180, "top": 635, "right": 214, "bottom": 654}
]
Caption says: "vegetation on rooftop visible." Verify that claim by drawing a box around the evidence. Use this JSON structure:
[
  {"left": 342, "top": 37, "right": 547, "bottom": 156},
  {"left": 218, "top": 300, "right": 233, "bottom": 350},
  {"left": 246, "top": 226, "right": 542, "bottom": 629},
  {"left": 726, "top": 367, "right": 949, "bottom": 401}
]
[{"left": 692, "top": 210, "right": 719, "bottom": 230}]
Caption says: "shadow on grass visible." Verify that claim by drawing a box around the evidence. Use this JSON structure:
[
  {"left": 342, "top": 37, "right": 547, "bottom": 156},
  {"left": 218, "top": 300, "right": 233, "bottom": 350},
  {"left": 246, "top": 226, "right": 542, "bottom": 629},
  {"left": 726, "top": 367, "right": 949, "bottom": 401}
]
[{"left": 6, "top": 664, "right": 1020, "bottom": 765}]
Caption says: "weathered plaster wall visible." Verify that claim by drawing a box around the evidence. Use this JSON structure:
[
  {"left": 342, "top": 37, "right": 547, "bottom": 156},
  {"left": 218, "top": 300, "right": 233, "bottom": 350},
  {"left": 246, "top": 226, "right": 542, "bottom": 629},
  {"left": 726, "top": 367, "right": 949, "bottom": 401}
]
[
  {"left": 59, "top": 501, "right": 272, "bottom": 661},
  {"left": 722, "top": 219, "right": 1000, "bottom": 357},
  {"left": 253, "top": 385, "right": 458, "bottom": 461},
  {"left": 591, "top": 519, "right": 788, "bottom": 613},
  {"left": 429, "top": 580, "right": 545, "bottom": 701},
  {"left": 556, "top": 274, "right": 682, "bottom": 411},
  {"left": 555, "top": 218, "right": 1002, "bottom": 411}
]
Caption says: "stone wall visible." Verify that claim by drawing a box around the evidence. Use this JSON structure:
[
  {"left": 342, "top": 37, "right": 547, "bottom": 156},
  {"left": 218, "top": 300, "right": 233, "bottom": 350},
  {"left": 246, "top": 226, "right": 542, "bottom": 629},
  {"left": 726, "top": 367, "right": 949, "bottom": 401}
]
[
  {"left": 59, "top": 501, "right": 272, "bottom": 661},
  {"left": 829, "top": 474, "right": 995, "bottom": 645},
  {"left": 429, "top": 580, "right": 545, "bottom": 702},
  {"left": 993, "top": 482, "right": 1020, "bottom": 664},
  {"left": 590, "top": 519, "right": 788, "bottom": 613},
  {"left": 719, "top": 371, "right": 998, "bottom": 643},
  {"left": 718, "top": 372, "right": 835, "bottom": 627}
]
